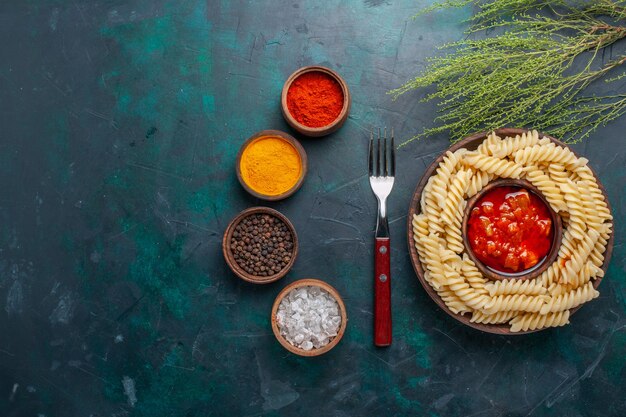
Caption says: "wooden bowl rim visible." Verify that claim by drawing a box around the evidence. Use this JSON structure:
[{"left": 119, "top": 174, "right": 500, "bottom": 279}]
[
  {"left": 280, "top": 65, "right": 351, "bottom": 137},
  {"left": 406, "top": 128, "right": 614, "bottom": 335},
  {"left": 235, "top": 129, "right": 308, "bottom": 201},
  {"left": 235, "top": 130, "right": 308, "bottom": 201},
  {"left": 222, "top": 206, "right": 298, "bottom": 284},
  {"left": 270, "top": 278, "right": 348, "bottom": 356},
  {"left": 461, "top": 178, "right": 563, "bottom": 281}
]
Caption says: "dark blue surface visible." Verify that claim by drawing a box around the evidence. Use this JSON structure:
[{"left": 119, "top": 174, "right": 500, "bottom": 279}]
[{"left": 0, "top": 1, "right": 624, "bottom": 416}]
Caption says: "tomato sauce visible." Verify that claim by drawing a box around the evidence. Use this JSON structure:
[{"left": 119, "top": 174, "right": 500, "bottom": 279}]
[{"left": 467, "top": 186, "right": 553, "bottom": 274}]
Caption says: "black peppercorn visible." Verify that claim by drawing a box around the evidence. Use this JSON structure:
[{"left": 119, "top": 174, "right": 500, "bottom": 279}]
[{"left": 231, "top": 213, "right": 294, "bottom": 276}]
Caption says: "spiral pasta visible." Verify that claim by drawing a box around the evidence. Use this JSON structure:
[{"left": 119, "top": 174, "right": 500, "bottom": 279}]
[
  {"left": 421, "top": 179, "right": 446, "bottom": 236},
  {"left": 522, "top": 166, "right": 567, "bottom": 212},
  {"left": 558, "top": 229, "right": 577, "bottom": 259},
  {"left": 412, "top": 214, "right": 429, "bottom": 261},
  {"left": 445, "top": 199, "right": 466, "bottom": 254},
  {"left": 441, "top": 170, "right": 470, "bottom": 228},
  {"left": 485, "top": 278, "right": 547, "bottom": 297},
  {"left": 461, "top": 255, "right": 488, "bottom": 294},
  {"left": 470, "top": 310, "right": 518, "bottom": 324},
  {"left": 444, "top": 263, "right": 490, "bottom": 310},
  {"left": 436, "top": 283, "right": 470, "bottom": 315},
  {"left": 422, "top": 234, "right": 446, "bottom": 290},
  {"left": 488, "top": 130, "right": 540, "bottom": 159},
  {"left": 513, "top": 143, "right": 578, "bottom": 166},
  {"left": 482, "top": 293, "right": 549, "bottom": 315},
  {"left": 412, "top": 131, "right": 612, "bottom": 332},
  {"left": 567, "top": 261, "right": 603, "bottom": 290},
  {"left": 590, "top": 223, "right": 612, "bottom": 267},
  {"left": 540, "top": 282, "right": 599, "bottom": 314},
  {"left": 510, "top": 311, "right": 570, "bottom": 333},
  {"left": 476, "top": 131, "right": 502, "bottom": 155},
  {"left": 559, "top": 179, "right": 587, "bottom": 241},
  {"left": 559, "top": 229, "right": 600, "bottom": 285},
  {"left": 547, "top": 163, "right": 569, "bottom": 192},
  {"left": 464, "top": 152, "right": 524, "bottom": 178},
  {"left": 465, "top": 170, "right": 493, "bottom": 198}
]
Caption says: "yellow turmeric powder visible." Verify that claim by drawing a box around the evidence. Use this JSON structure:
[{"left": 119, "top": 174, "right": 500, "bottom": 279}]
[{"left": 239, "top": 136, "right": 302, "bottom": 196}]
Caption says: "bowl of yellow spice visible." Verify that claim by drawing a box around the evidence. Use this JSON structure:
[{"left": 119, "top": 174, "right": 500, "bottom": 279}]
[{"left": 236, "top": 130, "right": 307, "bottom": 200}]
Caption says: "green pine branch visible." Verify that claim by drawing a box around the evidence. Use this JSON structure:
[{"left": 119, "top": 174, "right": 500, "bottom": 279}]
[{"left": 393, "top": 0, "right": 626, "bottom": 145}]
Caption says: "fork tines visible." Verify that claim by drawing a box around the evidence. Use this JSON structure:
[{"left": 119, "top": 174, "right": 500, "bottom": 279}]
[{"left": 369, "top": 127, "right": 395, "bottom": 178}]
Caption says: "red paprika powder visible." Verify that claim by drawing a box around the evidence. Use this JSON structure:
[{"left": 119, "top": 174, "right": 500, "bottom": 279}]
[{"left": 286, "top": 71, "right": 344, "bottom": 128}]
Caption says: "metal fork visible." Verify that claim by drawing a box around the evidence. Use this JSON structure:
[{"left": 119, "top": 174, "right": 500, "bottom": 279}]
[{"left": 368, "top": 127, "right": 395, "bottom": 347}]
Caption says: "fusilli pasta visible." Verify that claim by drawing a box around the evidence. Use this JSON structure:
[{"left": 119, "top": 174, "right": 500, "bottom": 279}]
[
  {"left": 510, "top": 311, "right": 570, "bottom": 332},
  {"left": 412, "top": 130, "right": 611, "bottom": 331}
]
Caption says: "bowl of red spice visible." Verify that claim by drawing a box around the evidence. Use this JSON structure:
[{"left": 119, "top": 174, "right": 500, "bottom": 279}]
[{"left": 281, "top": 66, "right": 351, "bottom": 137}]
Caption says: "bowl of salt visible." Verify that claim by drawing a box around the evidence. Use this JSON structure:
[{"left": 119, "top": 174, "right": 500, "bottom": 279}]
[{"left": 271, "top": 279, "right": 347, "bottom": 357}]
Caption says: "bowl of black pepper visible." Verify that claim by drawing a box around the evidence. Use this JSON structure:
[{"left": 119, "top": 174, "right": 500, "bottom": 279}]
[{"left": 222, "top": 207, "right": 298, "bottom": 284}]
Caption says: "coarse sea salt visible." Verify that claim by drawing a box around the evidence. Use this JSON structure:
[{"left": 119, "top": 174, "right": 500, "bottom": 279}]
[{"left": 276, "top": 285, "right": 341, "bottom": 351}]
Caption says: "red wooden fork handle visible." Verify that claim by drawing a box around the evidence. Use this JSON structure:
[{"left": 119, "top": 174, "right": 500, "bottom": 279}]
[{"left": 374, "top": 237, "right": 392, "bottom": 346}]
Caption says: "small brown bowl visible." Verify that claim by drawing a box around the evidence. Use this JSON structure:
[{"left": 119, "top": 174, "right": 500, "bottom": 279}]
[
  {"left": 281, "top": 66, "right": 351, "bottom": 137},
  {"left": 461, "top": 178, "right": 563, "bottom": 281},
  {"left": 235, "top": 130, "right": 307, "bottom": 201},
  {"left": 271, "top": 279, "right": 347, "bottom": 357},
  {"left": 222, "top": 207, "right": 298, "bottom": 284}
]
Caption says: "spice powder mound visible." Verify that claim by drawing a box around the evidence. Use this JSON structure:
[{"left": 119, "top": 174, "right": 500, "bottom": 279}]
[
  {"left": 286, "top": 71, "right": 344, "bottom": 128},
  {"left": 231, "top": 213, "right": 294, "bottom": 277},
  {"left": 239, "top": 136, "right": 302, "bottom": 196}
]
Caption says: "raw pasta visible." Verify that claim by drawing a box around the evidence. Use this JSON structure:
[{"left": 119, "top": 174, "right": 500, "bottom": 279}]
[
  {"left": 485, "top": 279, "right": 547, "bottom": 297},
  {"left": 522, "top": 166, "right": 567, "bottom": 212},
  {"left": 465, "top": 170, "right": 493, "bottom": 198},
  {"left": 488, "top": 130, "right": 539, "bottom": 159},
  {"left": 510, "top": 311, "right": 570, "bottom": 333},
  {"left": 476, "top": 131, "right": 502, "bottom": 155},
  {"left": 464, "top": 152, "right": 524, "bottom": 178},
  {"left": 539, "top": 282, "right": 599, "bottom": 314},
  {"left": 461, "top": 255, "right": 488, "bottom": 294},
  {"left": 513, "top": 143, "right": 579, "bottom": 166},
  {"left": 470, "top": 310, "right": 518, "bottom": 324},
  {"left": 412, "top": 131, "right": 612, "bottom": 332},
  {"left": 444, "top": 263, "right": 490, "bottom": 310},
  {"left": 482, "top": 293, "right": 549, "bottom": 315}
]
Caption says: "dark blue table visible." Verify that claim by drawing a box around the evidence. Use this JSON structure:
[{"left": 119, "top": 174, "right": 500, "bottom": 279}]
[{"left": 1, "top": 1, "right": 624, "bottom": 415}]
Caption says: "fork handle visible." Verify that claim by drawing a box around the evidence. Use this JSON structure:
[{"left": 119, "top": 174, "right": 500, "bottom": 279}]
[{"left": 374, "top": 237, "right": 392, "bottom": 346}]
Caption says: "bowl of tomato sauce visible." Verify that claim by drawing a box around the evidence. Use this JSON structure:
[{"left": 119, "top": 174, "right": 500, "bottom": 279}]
[{"left": 462, "top": 179, "right": 562, "bottom": 281}]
